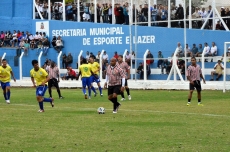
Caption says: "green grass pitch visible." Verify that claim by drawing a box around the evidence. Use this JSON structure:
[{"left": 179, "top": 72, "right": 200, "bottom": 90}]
[{"left": 0, "top": 88, "right": 230, "bottom": 152}]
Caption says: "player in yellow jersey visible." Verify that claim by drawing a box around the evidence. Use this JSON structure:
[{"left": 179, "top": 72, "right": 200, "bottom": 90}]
[
  {"left": 78, "top": 58, "right": 92, "bottom": 99},
  {"left": 89, "top": 56, "right": 103, "bottom": 97},
  {"left": 30, "top": 60, "right": 54, "bottom": 112},
  {"left": 0, "top": 59, "right": 16, "bottom": 104}
]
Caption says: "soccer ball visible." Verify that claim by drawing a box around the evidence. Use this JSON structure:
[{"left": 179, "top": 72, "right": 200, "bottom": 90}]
[{"left": 97, "top": 107, "right": 105, "bottom": 114}]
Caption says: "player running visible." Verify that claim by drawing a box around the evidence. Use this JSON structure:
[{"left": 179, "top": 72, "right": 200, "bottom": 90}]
[
  {"left": 30, "top": 60, "right": 54, "bottom": 112},
  {"left": 78, "top": 58, "right": 92, "bottom": 99},
  {"left": 88, "top": 56, "right": 103, "bottom": 97},
  {"left": 0, "top": 59, "right": 16, "bottom": 104},
  {"left": 117, "top": 55, "right": 131, "bottom": 101}
]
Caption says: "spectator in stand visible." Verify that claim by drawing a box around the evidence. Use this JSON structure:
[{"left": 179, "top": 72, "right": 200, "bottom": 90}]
[
  {"left": 157, "top": 51, "right": 164, "bottom": 68},
  {"left": 103, "top": 3, "right": 109, "bottom": 23},
  {"left": 0, "top": 31, "right": 5, "bottom": 45},
  {"left": 137, "top": 62, "right": 144, "bottom": 79},
  {"left": 79, "top": 2, "right": 84, "bottom": 21},
  {"left": 151, "top": 5, "right": 158, "bottom": 26},
  {"left": 51, "top": 36, "right": 57, "bottom": 47},
  {"left": 3, "top": 31, "right": 12, "bottom": 47},
  {"left": 207, "top": 5, "right": 213, "bottom": 29},
  {"left": 90, "top": 3, "right": 95, "bottom": 22},
  {"left": 102, "top": 62, "right": 109, "bottom": 79},
  {"left": 216, "top": 20, "right": 221, "bottom": 30},
  {"left": 141, "top": 4, "right": 148, "bottom": 25},
  {"left": 43, "top": 37, "right": 49, "bottom": 56},
  {"left": 114, "top": 51, "right": 119, "bottom": 60},
  {"left": 96, "top": 3, "right": 102, "bottom": 23},
  {"left": 117, "top": 3, "right": 124, "bottom": 24},
  {"left": 210, "top": 60, "right": 224, "bottom": 81},
  {"left": 175, "top": 4, "right": 184, "bottom": 28},
  {"left": 196, "top": 44, "right": 203, "bottom": 58},
  {"left": 65, "top": 53, "right": 73, "bottom": 67},
  {"left": 125, "top": 51, "right": 132, "bottom": 65},
  {"left": 185, "top": 44, "right": 192, "bottom": 57},
  {"left": 146, "top": 50, "right": 154, "bottom": 65},
  {"left": 108, "top": 4, "right": 112, "bottom": 24},
  {"left": 221, "top": 7, "right": 226, "bottom": 23},
  {"left": 102, "top": 51, "right": 109, "bottom": 64},
  {"left": 191, "top": 44, "right": 198, "bottom": 57},
  {"left": 206, "top": 42, "right": 217, "bottom": 62},
  {"left": 23, "top": 40, "right": 30, "bottom": 56},
  {"left": 95, "top": 51, "right": 100, "bottom": 63},
  {"left": 192, "top": 7, "right": 202, "bottom": 28},
  {"left": 131, "top": 51, "right": 135, "bottom": 64},
  {"left": 132, "top": 4, "right": 138, "bottom": 23},
  {"left": 161, "top": 59, "right": 170, "bottom": 74},
  {"left": 66, "top": 2, "right": 73, "bottom": 20},
  {"left": 55, "top": 36, "right": 63, "bottom": 53},
  {"left": 225, "top": 8, "right": 230, "bottom": 29},
  {"left": 36, "top": 40, "right": 43, "bottom": 55},
  {"left": 203, "top": 42, "right": 210, "bottom": 62},
  {"left": 11, "top": 30, "right": 18, "bottom": 47},
  {"left": 176, "top": 42, "right": 183, "bottom": 57},
  {"left": 85, "top": 51, "right": 90, "bottom": 60},
  {"left": 66, "top": 67, "right": 77, "bottom": 80},
  {"left": 62, "top": 53, "right": 67, "bottom": 69},
  {"left": 123, "top": 2, "right": 129, "bottom": 25},
  {"left": 72, "top": 3, "right": 77, "bottom": 21}
]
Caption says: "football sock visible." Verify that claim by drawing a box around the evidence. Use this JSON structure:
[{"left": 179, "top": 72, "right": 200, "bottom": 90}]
[
  {"left": 7, "top": 91, "right": 10, "bottom": 100},
  {"left": 82, "top": 88, "right": 86, "bottom": 95},
  {"left": 57, "top": 89, "right": 61, "bottom": 97},
  {"left": 43, "top": 98, "right": 52, "bottom": 102},
  {"left": 88, "top": 88, "right": 91, "bottom": 97},
  {"left": 99, "top": 86, "right": 102, "bottom": 94},
  {"left": 198, "top": 99, "right": 201, "bottom": 103},
  {"left": 188, "top": 99, "right": 191, "bottom": 103},
  {"left": 112, "top": 98, "right": 119, "bottom": 111},
  {"left": 91, "top": 86, "right": 96, "bottom": 94},
  {"left": 39, "top": 102, "right": 44, "bottom": 110},
  {"left": 121, "top": 92, "right": 125, "bottom": 98},
  {"left": 48, "top": 89, "right": 52, "bottom": 98},
  {"left": 126, "top": 88, "right": 130, "bottom": 95},
  {"left": 3, "top": 93, "right": 7, "bottom": 100}
]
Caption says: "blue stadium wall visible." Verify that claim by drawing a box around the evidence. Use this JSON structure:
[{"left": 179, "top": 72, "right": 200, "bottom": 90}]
[{"left": 0, "top": 0, "right": 230, "bottom": 80}]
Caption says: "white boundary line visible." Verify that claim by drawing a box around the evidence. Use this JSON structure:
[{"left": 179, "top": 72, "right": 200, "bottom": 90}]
[{"left": 1, "top": 103, "right": 230, "bottom": 118}]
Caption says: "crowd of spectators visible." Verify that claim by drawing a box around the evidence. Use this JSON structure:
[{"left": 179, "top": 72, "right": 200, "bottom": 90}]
[{"left": 35, "top": 0, "right": 230, "bottom": 30}]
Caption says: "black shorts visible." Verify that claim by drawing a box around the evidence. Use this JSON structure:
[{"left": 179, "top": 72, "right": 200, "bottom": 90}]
[
  {"left": 121, "top": 79, "right": 128, "bottom": 86},
  {"left": 48, "top": 78, "right": 59, "bottom": 88},
  {"left": 189, "top": 80, "right": 201, "bottom": 91},
  {"left": 108, "top": 85, "right": 121, "bottom": 96}
]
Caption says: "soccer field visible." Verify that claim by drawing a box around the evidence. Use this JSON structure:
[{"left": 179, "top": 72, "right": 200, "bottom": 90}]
[{"left": 0, "top": 88, "right": 230, "bottom": 152}]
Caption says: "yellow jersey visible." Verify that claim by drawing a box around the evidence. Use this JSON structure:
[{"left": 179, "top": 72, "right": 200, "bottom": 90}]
[
  {"left": 0, "top": 66, "right": 12, "bottom": 83},
  {"left": 89, "top": 62, "right": 100, "bottom": 75},
  {"left": 79, "top": 64, "right": 92, "bottom": 77},
  {"left": 30, "top": 68, "right": 48, "bottom": 86}
]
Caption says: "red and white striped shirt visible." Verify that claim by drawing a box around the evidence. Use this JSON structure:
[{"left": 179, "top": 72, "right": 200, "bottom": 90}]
[
  {"left": 186, "top": 64, "right": 202, "bottom": 81},
  {"left": 106, "top": 64, "right": 126, "bottom": 86},
  {"left": 118, "top": 61, "right": 130, "bottom": 78},
  {"left": 47, "top": 66, "right": 59, "bottom": 79}
]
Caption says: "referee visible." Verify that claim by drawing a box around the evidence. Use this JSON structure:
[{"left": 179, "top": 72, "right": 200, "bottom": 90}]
[
  {"left": 104, "top": 58, "right": 126, "bottom": 114},
  {"left": 47, "top": 61, "right": 64, "bottom": 99}
]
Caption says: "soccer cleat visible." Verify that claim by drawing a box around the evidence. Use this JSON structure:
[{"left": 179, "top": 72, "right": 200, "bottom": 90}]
[
  {"left": 128, "top": 95, "right": 131, "bottom": 100},
  {"left": 115, "top": 103, "right": 121, "bottom": 112},
  {"left": 59, "top": 96, "right": 64, "bottom": 99},
  {"left": 88, "top": 96, "right": 91, "bottom": 99},
  {"left": 100, "top": 94, "right": 103, "bottom": 97},
  {"left": 198, "top": 103, "right": 204, "bottom": 106},
  {"left": 94, "top": 93, "right": 97, "bottom": 97},
  {"left": 121, "top": 98, "right": 126, "bottom": 101},
  {"left": 38, "top": 109, "right": 44, "bottom": 112},
  {"left": 187, "top": 103, "right": 190, "bottom": 106},
  {"left": 50, "top": 98, "right": 54, "bottom": 107},
  {"left": 84, "top": 94, "right": 88, "bottom": 99},
  {"left": 6, "top": 100, "right": 10, "bottom": 104},
  {"left": 113, "top": 111, "right": 117, "bottom": 114}
]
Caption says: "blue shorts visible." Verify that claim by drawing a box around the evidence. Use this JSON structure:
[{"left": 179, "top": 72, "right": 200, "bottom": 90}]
[
  {"left": 82, "top": 77, "right": 91, "bottom": 88},
  {"left": 90, "top": 75, "right": 100, "bottom": 84},
  {"left": 1, "top": 82, "right": 10, "bottom": 90},
  {"left": 36, "top": 85, "right": 47, "bottom": 96}
]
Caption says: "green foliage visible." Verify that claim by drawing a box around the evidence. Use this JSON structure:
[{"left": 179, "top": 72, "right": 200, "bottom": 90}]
[
  {"left": 0, "top": 88, "right": 230, "bottom": 151},
  {"left": 65, "top": 0, "right": 74, "bottom": 4}
]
